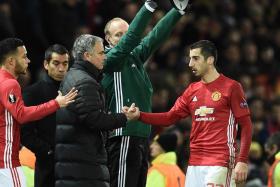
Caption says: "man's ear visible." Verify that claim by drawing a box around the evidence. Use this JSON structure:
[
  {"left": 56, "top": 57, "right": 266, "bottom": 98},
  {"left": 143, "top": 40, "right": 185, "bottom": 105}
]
[
  {"left": 7, "top": 56, "right": 14, "bottom": 65},
  {"left": 43, "top": 60, "right": 49, "bottom": 70},
  {"left": 5, "top": 56, "right": 16, "bottom": 68},
  {"left": 83, "top": 51, "right": 90, "bottom": 61},
  {"left": 105, "top": 34, "right": 112, "bottom": 46},
  {"left": 207, "top": 56, "right": 215, "bottom": 65}
]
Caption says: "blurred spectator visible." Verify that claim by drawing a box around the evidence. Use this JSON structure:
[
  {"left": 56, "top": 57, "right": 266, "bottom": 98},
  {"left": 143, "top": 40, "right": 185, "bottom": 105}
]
[
  {"left": 247, "top": 141, "right": 267, "bottom": 186},
  {"left": 265, "top": 132, "right": 280, "bottom": 187},
  {"left": 42, "top": 0, "right": 89, "bottom": 50},
  {"left": 146, "top": 133, "right": 185, "bottom": 187},
  {"left": 267, "top": 99, "right": 280, "bottom": 134},
  {"left": 241, "top": 40, "right": 259, "bottom": 76},
  {"left": 0, "top": 0, "right": 15, "bottom": 39}
]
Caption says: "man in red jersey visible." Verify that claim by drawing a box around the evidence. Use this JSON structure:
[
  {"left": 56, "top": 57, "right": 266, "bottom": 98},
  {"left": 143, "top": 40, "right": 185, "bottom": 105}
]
[
  {"left": 123, "top": 40, "right": 252, "bottom": 187},
  {"left": 0, "top": 38, "right": 77, "bottom": 187}
]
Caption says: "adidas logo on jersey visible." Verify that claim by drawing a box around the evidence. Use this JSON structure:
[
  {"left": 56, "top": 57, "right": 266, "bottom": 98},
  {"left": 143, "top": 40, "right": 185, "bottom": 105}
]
[
  {"left": 131, "top": 64, "right": 136, "bottom": 68},
  {"left": 192, "top": 96, "right": 198, "bottom": 102}
]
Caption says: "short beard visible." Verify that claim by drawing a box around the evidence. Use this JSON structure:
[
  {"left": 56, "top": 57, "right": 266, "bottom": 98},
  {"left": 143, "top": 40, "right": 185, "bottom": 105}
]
[{"left": 15, "top": 61, "right": 26, "bottom": 76}]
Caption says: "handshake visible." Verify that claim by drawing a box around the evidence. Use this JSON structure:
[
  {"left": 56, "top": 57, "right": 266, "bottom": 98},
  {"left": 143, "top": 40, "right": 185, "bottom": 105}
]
[{"left": 122, "top": 103, "right": 140, "bottom": 121}]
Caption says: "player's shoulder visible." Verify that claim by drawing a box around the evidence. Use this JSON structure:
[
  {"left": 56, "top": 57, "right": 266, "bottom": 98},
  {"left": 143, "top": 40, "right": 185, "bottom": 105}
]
[
  {"left": 188, "top": 81, "right": 203, "bottom": 90},
  {"left": 181, "top": 81, "right": 202, "bottom": 96},
  {"left": 0, "top": 77, "right": 19, "bottom": 89},
  {"left": 220, "top": 74, "right": 240, "bottom": 88}
]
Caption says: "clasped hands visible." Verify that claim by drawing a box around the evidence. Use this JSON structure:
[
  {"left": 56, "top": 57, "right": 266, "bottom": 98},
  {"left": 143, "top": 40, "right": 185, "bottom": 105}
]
[{"left": 122, "top": 103, "right": 140, "bottom": 121}]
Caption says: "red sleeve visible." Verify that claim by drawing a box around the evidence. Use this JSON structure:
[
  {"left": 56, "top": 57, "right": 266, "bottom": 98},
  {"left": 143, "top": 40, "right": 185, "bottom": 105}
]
[
  {"left": 236, "top": 115, "right": 252, "bottom": 163},
  {"left": 0, "top": 79, "right": 59, "bottom": 124},
  {"left": 139, "top": 110, "right": 180, "bottom": 126},
  {"left": 230, "top": 82, "right": 250, "bottom": 118},
  {"left": 139, "top": 88, "right": 191, "bottom": 126}
]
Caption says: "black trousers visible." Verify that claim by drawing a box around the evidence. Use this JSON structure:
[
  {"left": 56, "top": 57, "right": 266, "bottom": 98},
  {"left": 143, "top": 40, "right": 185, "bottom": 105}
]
[
  {"left": 35, "top": 155, "right": 55, "bottom": 187},
  {"left": 106, "top": 136, "right": 149, "bottom": 187}
]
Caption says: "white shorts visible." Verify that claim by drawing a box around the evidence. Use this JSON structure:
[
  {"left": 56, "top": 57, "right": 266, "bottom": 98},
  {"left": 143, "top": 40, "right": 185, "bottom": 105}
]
[
  {"left": 185, "top": 166, "right": 236, "bottom": 187},
  {"left": 0, "top": 167, "right": 26, "bottom": 187}
]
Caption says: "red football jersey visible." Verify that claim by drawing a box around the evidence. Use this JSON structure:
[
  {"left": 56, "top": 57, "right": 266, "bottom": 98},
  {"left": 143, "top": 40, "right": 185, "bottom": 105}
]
[
  {"left": 140, "top": 74, "right": 251, "bottom": 167},
  {"left": 0, "top": 69, "right": 59, "bottom": 168}
]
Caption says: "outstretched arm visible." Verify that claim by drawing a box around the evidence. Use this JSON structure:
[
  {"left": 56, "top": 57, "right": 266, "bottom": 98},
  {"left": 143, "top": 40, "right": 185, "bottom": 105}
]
[
  {"left": 123, "top": 90, "right": 191, "bottom": 126},
  {"left": 21, "top": 88, "right": 53, "bottom": 156},
  {"left": 0, "top": 79, "right": 77, "bottom": 124}
]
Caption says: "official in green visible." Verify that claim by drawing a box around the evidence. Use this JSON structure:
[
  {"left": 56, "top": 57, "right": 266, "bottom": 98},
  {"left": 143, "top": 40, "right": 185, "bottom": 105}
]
[{"left": 101, "top": 0, "right": 188, "bottom": 186}]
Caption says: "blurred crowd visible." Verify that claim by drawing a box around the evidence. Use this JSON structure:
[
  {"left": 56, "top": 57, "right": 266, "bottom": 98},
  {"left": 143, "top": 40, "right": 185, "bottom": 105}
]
[{"left": 1, "top": 0, "right": 280, "bottom": 186}]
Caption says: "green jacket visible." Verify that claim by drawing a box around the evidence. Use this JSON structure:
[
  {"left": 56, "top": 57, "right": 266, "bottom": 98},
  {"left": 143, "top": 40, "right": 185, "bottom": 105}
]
[{"left": 102, "top": 5, "right": 182, "bottom": 137}]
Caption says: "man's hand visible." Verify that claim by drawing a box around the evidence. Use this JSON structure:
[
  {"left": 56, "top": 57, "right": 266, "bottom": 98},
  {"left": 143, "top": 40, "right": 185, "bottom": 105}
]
[
  {"left": 234, "top": 162, "right": 248, "bottom": 183},
  {"left": 122, "top": 103, "right": 140, "bottom": 121},
  {"left": 145, "top": 0, "right": 158, "bottom": 12},
  {"left": 169, "top": 0, "right": 189, "bottom": 15},
  {"left": 55, "top": 87, "right": 78, "bottom": 108}
]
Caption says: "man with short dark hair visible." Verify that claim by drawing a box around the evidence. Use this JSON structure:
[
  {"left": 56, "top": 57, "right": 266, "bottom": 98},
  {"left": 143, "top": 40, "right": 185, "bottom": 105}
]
[
  {"left": 21, "top": 44, "right": 70, "bottom": 187},
  {"left": 124, "top": 40, "right": 253, "bottom": 187},
  {"left": 0, "top": 38, "right": 77, "bottom": 187}
]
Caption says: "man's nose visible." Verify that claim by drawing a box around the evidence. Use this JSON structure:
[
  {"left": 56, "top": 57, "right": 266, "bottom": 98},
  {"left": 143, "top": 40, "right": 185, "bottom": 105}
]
[{"left": 58, "top": 65, "right": 66, "bottom": 71}]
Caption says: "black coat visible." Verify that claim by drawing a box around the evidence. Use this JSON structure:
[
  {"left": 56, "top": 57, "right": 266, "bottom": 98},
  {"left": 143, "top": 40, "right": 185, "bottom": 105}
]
[
  {"left": 21, "top": 73, "right": 60, "bottom": 187},
  {"left": 55, "top": 60, "right": 127, "bottom": 187}
]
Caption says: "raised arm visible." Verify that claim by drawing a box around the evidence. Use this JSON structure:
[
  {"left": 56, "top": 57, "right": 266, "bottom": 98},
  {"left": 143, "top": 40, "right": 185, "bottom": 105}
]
[
  {"left": 133, "top": 8, "right": 183, "bottom": 63},
  {"left": 104, "top": 3, "right": 154, "bottom": 72}
]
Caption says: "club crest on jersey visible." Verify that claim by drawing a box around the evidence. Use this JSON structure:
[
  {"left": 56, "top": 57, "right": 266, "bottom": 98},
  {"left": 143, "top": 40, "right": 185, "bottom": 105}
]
[
  {"left": 8, "top": 94, "right": 16, "bottom": 103},
  {"left": 211, "top": 91, "right": 221, "bottom": 101}
]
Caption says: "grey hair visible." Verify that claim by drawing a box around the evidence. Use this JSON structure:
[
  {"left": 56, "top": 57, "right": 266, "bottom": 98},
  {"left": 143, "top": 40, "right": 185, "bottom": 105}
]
[{"left": 72, "top": 34, "right": 103, "bottom": 60}]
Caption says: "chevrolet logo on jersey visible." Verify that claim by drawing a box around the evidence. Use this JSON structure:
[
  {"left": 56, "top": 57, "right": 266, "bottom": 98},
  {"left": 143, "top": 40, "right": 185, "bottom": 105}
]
[{"left": 195, "top": 106, "right": 214, "bottom": 117}]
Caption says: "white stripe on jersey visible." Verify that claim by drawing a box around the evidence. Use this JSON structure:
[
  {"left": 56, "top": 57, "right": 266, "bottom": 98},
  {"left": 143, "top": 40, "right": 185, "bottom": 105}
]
[
  {"left": 227, "top": 110, "right": 236, "bottom": 169},
  {"left": 11, "top": 167, "right": 21, "bottom": 187},
  {"left": 4, "top": 110, "right": 13, "bottom": 168},
  {"left": 114, "top": 72, "right": 123, "bottom": 136},
  {"left": 118, "top": 136, "right": 130, "bottom": 187}
]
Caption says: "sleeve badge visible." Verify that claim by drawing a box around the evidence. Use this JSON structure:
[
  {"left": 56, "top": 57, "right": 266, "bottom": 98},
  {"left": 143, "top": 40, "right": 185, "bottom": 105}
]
[{"left": 8, "top": 94, "right": 17, "bottom": 104}]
